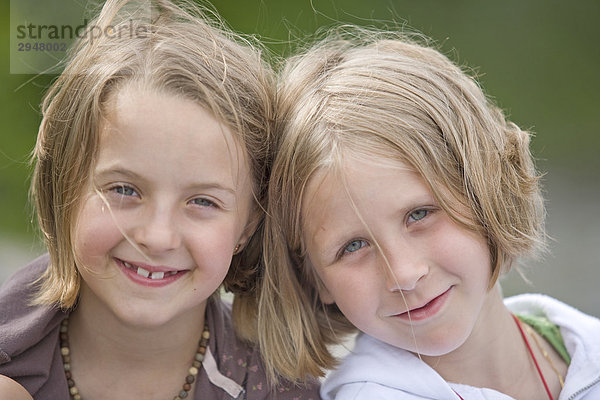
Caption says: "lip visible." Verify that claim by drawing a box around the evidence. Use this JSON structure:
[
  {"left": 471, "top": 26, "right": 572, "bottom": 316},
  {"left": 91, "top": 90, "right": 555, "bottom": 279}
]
[
  {"left": 392, "top": 287, "right": 452, "bottom": 322},
  {"left": 115, "top": 258, "right": 188, "bottom": 287}
]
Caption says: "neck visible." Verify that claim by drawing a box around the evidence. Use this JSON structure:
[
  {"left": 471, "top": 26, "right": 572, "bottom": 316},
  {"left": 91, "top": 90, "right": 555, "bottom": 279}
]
[
  {"left": 421, "top": 285, "right": 534, "bottom": 394},
  {"left": 69, "top": 283, "right": 208, "bottom": 368},
  {"left": 65, "top": 283, "right": 210, "bottom": 399}
]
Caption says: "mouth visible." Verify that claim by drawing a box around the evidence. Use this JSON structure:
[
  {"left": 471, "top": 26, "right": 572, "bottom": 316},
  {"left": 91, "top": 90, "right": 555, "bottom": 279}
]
[
  {"left": 121, "top": 260, "right": 180, "bottom": 280},
  {"left": 393, "top": 287, "right": 452, "bottom": 322},
  {"left": 115, "top": 258, "right": 187, "bottom": 285}
]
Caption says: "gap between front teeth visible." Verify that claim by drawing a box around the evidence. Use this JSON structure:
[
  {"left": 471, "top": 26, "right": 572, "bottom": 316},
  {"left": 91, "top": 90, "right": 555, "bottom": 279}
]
[
  {"left": 134, "top": 266, "right": 174, "bottom": 279},
  {"left": 123, "top": 261, "right": 177, "bottom": 279},
  {"left": 136, "top": 267, "right": 165, "bottom": 279}
]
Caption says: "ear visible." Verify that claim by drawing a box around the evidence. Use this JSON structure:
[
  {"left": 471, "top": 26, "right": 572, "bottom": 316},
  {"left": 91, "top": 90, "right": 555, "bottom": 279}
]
[
  {"left": 234, "top": 208, "right": 262, "bottom": 254},
  {"left": 305, "top": 257, "right": 335, "bottom": 305}
]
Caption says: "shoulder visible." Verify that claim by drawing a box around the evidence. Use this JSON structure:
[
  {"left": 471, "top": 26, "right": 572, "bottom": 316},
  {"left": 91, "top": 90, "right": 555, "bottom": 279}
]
[
  {"left": 0, "top": 254, "right": 49, "bottom": 302},
  {"left": 0, "top": 255, "right": 68, "bottom": 397},
  {"left": 0, "top": 375, "right": 33, "bottom": 400},
  {"left": 0, "top": 254, "right": 59, "bottom": 361},
  {"left": 0, "top": 253, "right": 51, "bottom": 329}
]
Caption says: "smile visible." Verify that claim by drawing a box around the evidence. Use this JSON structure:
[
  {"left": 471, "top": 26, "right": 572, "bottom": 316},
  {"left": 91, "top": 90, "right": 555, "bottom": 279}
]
[
  {"left": 115, "top": 258, "right": 187, "bottom": 287},
  {"left": 393, "top": 287, "right": 452, "bottom": 322},
  {"left": 122, "top": 261, "right": 179, "bottom": 280}
]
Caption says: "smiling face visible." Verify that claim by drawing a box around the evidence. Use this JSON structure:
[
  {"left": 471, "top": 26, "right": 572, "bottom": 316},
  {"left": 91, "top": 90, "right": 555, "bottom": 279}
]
[
  {"left": 302, "top": 153, "right": 493, "bottom": 356},
  {"left": 72, "top": 85, "right": 255, "bottom": 328}
]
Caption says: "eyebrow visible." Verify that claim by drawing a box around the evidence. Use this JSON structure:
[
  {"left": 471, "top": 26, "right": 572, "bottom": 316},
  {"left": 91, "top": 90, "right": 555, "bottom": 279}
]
[
  {"left": 95, "top": 167, "right": 144, "bottom": 182},
  {"left": 94, "top": 167, "right": 237, "bottom": 195},
  {"left": 309, "top": 223, "right": 354, "bottom": 261}
]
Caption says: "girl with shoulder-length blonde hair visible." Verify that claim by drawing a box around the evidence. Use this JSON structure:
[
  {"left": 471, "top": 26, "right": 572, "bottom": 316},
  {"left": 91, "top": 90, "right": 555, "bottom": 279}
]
[
  {"left": 257, "top": 27, "right": 600, "bottom": 399},
  {"left": 0, "top": 1, "right": 321, "bottom": 399}
]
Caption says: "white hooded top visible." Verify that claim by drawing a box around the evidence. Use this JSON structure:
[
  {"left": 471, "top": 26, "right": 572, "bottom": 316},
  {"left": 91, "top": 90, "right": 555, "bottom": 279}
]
[{"left": 321, "top": 294, "right": 600, "bottom": 400}]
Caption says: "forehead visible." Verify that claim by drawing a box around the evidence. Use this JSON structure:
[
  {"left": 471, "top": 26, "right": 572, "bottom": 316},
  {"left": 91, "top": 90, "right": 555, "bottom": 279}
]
[
  {"left": 98, "top": 86, "right": 251, "bottom": 183},
  {"left": 306, "top": 149, "right": 413, "bottom": 191},
  {"left": 302, "top": 154, "right": 416, "bottom": 220}
]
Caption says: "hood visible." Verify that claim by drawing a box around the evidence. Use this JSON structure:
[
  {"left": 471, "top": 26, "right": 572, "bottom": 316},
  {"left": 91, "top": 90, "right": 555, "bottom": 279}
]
[
  {"left": 322, "top": 332, "right": 458, "bottom": 399},
  {"left": 322, "top": 294, "right": 600, "bottom": 400}
]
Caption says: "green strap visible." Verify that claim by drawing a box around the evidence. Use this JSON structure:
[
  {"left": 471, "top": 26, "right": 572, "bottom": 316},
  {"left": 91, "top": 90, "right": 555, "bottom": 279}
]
[{"left": 517, "top": 313, "right": 571, "bottom": 364}]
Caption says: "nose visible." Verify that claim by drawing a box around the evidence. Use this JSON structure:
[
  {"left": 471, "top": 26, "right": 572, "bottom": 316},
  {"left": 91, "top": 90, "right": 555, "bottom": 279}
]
[
  {"left": 132, "top": 205, "right": 181, "bottom": 254},
  {"left": 382, "top": 246, "right": 429, "bottom": 292}
]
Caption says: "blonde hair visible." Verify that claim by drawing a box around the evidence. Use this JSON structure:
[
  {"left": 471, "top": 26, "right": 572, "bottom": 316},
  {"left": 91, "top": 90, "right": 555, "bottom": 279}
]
[
  {"left": 258, "top": 28, "right": 546, "bottom": 382},
  {"left": 30, "top": 0, "right": 275, "bottom": 334}
]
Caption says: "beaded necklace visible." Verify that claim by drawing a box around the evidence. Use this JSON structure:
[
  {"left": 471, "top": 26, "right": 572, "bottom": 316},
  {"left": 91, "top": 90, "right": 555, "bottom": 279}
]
[
  {"left": 59, "top": 317, "right": 210, "bottom": 400},
  {"left": 522, "top": 323, "right": 565, "bottom": 388}
]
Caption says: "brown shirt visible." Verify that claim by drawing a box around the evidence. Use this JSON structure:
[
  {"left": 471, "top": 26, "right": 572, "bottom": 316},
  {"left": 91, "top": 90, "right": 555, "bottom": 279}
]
[{"left": 0, "top": 255, "right": 320, "bottom": 399}]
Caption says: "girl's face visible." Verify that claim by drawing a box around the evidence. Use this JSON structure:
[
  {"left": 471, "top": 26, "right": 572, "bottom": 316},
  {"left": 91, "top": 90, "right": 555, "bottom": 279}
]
[
  {"left": 302, "top": 154, "right": 493, "bottom": 356},
  {"left": 72, "top": 86, "right": 255, "bottom": 328}
]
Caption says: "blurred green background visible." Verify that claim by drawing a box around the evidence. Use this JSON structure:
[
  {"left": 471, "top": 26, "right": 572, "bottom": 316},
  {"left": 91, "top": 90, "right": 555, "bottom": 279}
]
[{"left": 1, "top": 0, "right": 599, "bottom": 316}]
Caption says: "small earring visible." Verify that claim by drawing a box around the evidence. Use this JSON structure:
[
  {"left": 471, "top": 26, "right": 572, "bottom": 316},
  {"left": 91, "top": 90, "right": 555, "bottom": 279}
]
[{"left": 234, "top": 244, "right": 240, "bottom": 254}]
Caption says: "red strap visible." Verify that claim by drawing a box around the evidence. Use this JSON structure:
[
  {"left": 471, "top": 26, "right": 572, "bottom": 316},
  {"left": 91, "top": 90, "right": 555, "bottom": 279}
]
[{"left": 513, "top": 314, "right": 554, "bottom": 400}]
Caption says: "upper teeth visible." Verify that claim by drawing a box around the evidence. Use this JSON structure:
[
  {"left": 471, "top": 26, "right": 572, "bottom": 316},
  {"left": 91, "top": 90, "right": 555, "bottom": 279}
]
[
  {"left": 122, "top": 261, "right": 175, "bottom": 280},
  {"left": 137, "top": 266, "right": 150, "bottom": 278},
  {"left": 151, "top": 271, "right": 164, "bottom": 280}
]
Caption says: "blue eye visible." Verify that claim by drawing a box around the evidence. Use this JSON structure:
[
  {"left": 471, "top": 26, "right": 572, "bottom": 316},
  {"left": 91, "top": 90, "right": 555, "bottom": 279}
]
[
  {"left": 191, "top": 197, "right": 216, "bottom": 208},
  {"left": 112, "top": 185, "right": 137, "bottom": 197},
  {"left": 408, "top": 209, "right": 428, "bottom": 222},
  {"left": 343, "top": 239, "right": 367, "bottom": 254}
]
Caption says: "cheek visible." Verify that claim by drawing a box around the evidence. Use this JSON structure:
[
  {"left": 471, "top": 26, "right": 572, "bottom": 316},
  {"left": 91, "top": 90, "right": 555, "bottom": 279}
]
[
  {"left": 431, "top": 223, "right": 491, "bottom": 276},
  {"left": 72, "top": 196, "right": 123, "bottom": 263},
  {"left": 184, "top": 222, "right": 237, "bottom": 265},
  {"left": 319, "top": 269, "right": 376, "bottom": 316}
]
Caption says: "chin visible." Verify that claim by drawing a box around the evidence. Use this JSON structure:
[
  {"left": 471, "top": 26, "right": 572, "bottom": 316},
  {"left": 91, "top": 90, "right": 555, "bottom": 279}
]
[
  {"left": 385, "top": 326, "right": 470, "bottom": 357},
  {"left": 416, "top": 341, "right": 463, "bottom": 357},
  {"left": 110, "top": 300, "right": 193, "bottom": 329},
  {"left": 420, "top": 327, "right": 471, "bottom": 356}
]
